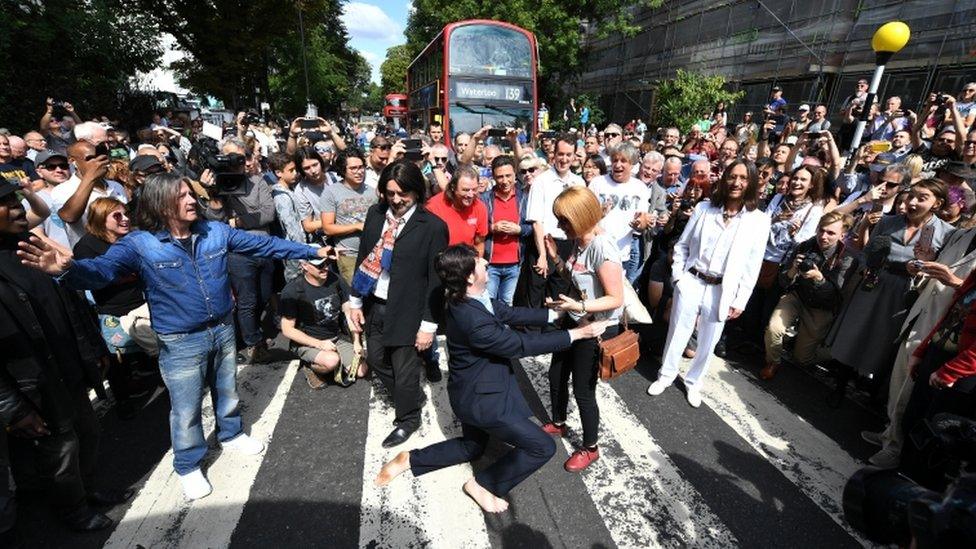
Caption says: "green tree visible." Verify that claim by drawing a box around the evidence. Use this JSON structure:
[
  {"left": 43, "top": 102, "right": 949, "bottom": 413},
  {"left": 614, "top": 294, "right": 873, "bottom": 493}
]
[
  {"left": 129, "top": 0, "right": 360, "bottom": 115},
  {"left": 403, "top": 1, "right": 662, "bottom": 104},
  {"left": 380, "top": 45, "right": 413, "bottom": 95},
  {"left": 0, "top": 0, "right": 162, "bottom": 132},
  {"left": 654, "top": 69, "right": 744, "bottom": 132}
]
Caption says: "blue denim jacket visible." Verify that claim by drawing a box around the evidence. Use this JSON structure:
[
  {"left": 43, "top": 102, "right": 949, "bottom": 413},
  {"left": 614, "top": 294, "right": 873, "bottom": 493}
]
[
  {"left": 479, "top": 185, "right": 532, "bottom": 263},
  {"left": 62, "top": 220, "right": 317, "bottom": 335}
]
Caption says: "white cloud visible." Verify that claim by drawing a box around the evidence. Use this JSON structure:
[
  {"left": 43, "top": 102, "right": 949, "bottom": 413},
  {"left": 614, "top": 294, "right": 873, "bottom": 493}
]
[
  {"left": 359, "top": 50, "right": 382, "bottom": 84},
  {"left": 342, "top": 2, "right": 402, "bottom": 42}
]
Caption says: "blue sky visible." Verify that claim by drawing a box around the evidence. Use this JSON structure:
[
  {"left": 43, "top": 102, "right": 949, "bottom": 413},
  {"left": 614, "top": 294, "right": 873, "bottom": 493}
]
[{"left": 341, "top": 1, "right": 412, "bottom": 83}]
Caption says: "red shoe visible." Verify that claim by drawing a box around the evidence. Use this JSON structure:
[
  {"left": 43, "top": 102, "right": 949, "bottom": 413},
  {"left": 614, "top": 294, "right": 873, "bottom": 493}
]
[
  {"left": 541, "top": 422, "right": 568, "bottom": 437},
  {"left": 564, "top": 447, "right": 599, "bottom": 472}
]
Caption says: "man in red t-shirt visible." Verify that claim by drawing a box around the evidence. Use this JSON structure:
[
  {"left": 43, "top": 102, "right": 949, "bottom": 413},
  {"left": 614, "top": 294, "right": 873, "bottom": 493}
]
[
  {"left": 425, "top": 165, "right": 488, "bottom": 256},
  {"left": 481, "top": 155, "right": 530, "bottom": 305}
]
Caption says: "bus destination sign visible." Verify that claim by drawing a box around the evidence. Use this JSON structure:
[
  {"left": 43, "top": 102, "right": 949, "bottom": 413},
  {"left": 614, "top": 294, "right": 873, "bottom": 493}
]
[{"left": 450, "top": 80, "right": 532, "bottom": 104}]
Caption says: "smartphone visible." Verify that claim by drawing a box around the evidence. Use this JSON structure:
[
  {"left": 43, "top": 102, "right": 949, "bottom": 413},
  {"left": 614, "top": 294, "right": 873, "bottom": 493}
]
[
  {"left": 487, "top": 128, "right": 509, "bottom": 138},
  {"left": 868, "top": 141, "right": 892, "bottom": 153},
  {"left": 917, "top": 224, "right": 935, "bottom": 250},
  {"left": 299, "top": 118, "right": 319, "bottom": 129},
  {"left": 402, "top": 138, "right": 422, "bottom": 150},
  {"left": 870, "top": 201, "right": 885, "bottom": 213},
  {"left": 94, "top": 142, "right": 110, "bottom": 158},
  {"left": 541, "top": 130, "right": 557, "bottom": 139}
]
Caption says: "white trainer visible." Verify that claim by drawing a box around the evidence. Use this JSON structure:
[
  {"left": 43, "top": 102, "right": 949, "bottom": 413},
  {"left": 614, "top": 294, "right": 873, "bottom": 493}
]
[
  {"left": 868, "top": 446, "right": 900, "bottom": 469},
  {"left": 686, "top": 387, "right": 702, "bottom": 408},
  {"left": 179, "top": 469, "right": 212, "bottom": 500},
  {"left": 222, "top": 433, "right": 265, "bottom": 455},
  {"left": 647, "top": 379, "right": 671, "bottom": 396}
]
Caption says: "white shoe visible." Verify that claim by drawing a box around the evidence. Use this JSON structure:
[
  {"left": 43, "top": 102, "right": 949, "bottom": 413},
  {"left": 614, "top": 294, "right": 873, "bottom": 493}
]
[
  {"left": 179, "top": 469, "right": 212, "bottom": 500},
  {"left": 868, "top": 446, "right": 900, "bottom": 469},
  {"left": 647, "top": 379, "right": 671, "bottom": 396},
  {"left": 686, "top": 388, "right": 702, "bottom": 408},
  {"left": 222, "top": 433, "right": 265, "bottom": 455}
]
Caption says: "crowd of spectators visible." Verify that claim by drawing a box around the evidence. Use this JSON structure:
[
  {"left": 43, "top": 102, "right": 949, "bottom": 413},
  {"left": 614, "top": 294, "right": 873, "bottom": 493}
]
[{"left": 1, "top": 79, "right": 975, "bottom": 539}]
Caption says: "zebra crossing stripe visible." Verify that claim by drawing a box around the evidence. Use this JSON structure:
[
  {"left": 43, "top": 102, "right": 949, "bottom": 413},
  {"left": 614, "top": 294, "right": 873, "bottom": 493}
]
[
  {"left": 104, "top": 360, "right": 298, "bottom": 548},
  {"left": 700, "top": 360, "right": 869, "bottom": 545},
  {"left": 358, "top": 341, "right": 492, "bottom": 548},
  {"left": 523, "top": 355, "right": 739, "bottom": 548}
]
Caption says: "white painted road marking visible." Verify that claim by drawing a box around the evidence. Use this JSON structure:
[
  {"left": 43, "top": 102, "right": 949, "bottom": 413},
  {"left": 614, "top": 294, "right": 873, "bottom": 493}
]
[
  {"left": 104, "top": 360, "right": 298, "bottom": 549},
  {"left": 523, "top": 355, "right": 739, "bottom": 548},
  {"left": 701, "top": 360, "right": 869, "bottom": 546},
  {"left": 358, "top": 340, "right": 491, "bottom": 549}
]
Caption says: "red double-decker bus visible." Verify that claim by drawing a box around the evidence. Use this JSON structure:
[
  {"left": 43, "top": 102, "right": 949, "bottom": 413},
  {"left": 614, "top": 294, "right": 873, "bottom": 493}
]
[{"left": 406, "top": 20, "right": 538, "bottom": 147}]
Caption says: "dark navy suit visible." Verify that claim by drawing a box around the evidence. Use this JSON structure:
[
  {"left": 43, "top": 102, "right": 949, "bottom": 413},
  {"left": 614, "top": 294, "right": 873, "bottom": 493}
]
[{"left": 409, "top": 297, "right": 573, "bottom": 496}]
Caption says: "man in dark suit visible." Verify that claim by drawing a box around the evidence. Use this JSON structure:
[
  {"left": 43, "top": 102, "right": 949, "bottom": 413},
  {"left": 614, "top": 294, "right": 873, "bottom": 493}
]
[
  {"left": 374, "top": 245, "right": 606, "bottom": 512},
  {"left": 347, "top": 161, "right": 448, "bottom": 448}
]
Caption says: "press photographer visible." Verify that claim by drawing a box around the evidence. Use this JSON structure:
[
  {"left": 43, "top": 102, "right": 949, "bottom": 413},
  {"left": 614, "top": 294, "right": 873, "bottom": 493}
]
[
  {"left": 761, "top": 212, "right": 857, "bottom": 379},
  {"left": 199, "top": 136, "right": 278, "bottom": 363}
]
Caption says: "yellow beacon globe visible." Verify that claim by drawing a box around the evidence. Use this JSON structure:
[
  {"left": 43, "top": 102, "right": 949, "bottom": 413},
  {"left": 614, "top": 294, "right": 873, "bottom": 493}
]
[{"left": 871, "top": 21, "right": 910, "bottom": 53}]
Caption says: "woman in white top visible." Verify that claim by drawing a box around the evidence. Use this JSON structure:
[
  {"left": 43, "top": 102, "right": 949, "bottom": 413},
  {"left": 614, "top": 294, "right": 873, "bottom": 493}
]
[{"left": 542, "top": 186, "right": 624, "bottom": 473}]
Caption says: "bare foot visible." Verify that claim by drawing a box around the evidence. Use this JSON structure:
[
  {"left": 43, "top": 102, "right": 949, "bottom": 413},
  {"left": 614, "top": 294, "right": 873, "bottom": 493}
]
[
  {"left": 463, "top": 478, "right": 504, "bottom": 513},
  {"left": 683, "top": 347, "right": 696, "bottom": 359},
  {"left": 357, "top": 362, "right": 368, "bottom": 378},
  {"left": 374, "top": 451, "right": 410, "bottom": 486},
  {"left": 493, "top": 495, "right": 509, "bottom": 512}
]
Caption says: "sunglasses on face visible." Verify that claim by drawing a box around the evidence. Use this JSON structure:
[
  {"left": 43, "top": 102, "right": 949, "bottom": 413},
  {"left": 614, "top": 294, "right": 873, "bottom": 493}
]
[
  {"left": 605, "top": 133, "right": 620, "bottom": 138},
  {"left": 41, "top": 162, "right": 69, "bottom": 171},
  {"left": 884, "top": 181, "right": 900, "bottom": 188},
  {"left": 520, "top": 167, "right": 537, "bottom": 175},
  {"left": 110, "top": 211, "right": 127, "bottom": 222},
  {"left": 936, "top": 137, "right": 955, "bottom": 144},
  {"left": 376, "top": 145, "right": 392, "bottom": 151},
  {"left": 433, "top": 156, "right": 448, "bottom": 163},
  {"left": 964, "top": 140, "right": 976, "bottom": 146},
  {"left": 555, "top": 215, "right": 569, "bottom": 225}
]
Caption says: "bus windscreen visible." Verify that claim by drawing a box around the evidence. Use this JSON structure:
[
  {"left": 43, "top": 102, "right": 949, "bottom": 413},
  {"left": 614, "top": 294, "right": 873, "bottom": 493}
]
[{"left": 448, "top": 25, "right": 532, "bottom": 78}]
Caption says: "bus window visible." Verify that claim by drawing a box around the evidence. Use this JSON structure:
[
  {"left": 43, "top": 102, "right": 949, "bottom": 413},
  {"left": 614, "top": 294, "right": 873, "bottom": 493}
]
[
  {"left": 449, "top": 25, "right": 532, "bottom": 78},
  {"left": 448, "top": 104, "right": 532, "bottom": 137}
]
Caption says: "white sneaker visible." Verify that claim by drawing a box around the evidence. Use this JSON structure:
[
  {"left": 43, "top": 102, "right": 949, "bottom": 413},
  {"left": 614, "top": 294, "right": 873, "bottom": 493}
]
[
  {"left": 222, "top": 433, "right": 265, "bottom": 455},
  {"left": 179, "top": 469, "right": 212, "bottom": 500},
  {"left": 868, "top": 446, "right": 900, "bottom": 469},
  {"left": 647, "top": 379, "right": 671, "bottom": 396},
  {"left": 686, "top": 387, "right": 702, "bottom": 408}
]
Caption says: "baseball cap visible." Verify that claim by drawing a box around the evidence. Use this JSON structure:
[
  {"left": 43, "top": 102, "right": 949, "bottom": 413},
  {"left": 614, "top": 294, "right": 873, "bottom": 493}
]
[
  {"left": 771, "top": 85, "right": 782, "bottom": 92},
  {"left": 306, "top": 244, "right": 328, "bottom": 267},
  {"left": 798, "top": 104, "right": 810, "bottom": 112},
  {"left": 0, "top": 181, "right": 19, "bottom": 200},
  {"left": 34, "top": 150, "right": 68, "bottom": 167},
  {"left": 129, "top": 154, "right": 164, "bottom": 173}
]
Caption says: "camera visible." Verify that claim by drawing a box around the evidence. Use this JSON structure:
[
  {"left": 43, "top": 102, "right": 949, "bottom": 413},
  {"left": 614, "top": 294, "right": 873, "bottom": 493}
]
[
  {"left": 843, "top": 414, "right": 976, "bottom": 547},
  {"left": 798, "top": 257, "right": 817, "bottom": 272},
  {"left": 679, "top": 199, "right": 693, "bottom": 211},
  {"left": 299, "top": 118, "right": 319, "bottom": 130},
  {"left": 188, "top": 138, "right": 248, "bottom": 196},
  {"left": 487, "top": 127, "right": 511, "bottom": 138},
  {"left": 402, "top": 138, "right": 423, "bottom": 161}
]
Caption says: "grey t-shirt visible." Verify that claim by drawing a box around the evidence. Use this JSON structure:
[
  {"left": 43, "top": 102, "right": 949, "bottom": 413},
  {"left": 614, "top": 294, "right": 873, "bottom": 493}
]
[
  {"left": 567, "top": 233, "right": 623, "bottom": 323},
  {"left": 321, "top": 182, "right": 378, "bottom": 252},
  {"left": 294, "top": 179, "right": 328, "bottom": 220}
]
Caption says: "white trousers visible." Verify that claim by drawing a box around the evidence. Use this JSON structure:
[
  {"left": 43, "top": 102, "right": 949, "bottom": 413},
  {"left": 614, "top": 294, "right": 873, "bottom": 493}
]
[{"left": 659, "top": 276, "right": 725, "bottom": 389}]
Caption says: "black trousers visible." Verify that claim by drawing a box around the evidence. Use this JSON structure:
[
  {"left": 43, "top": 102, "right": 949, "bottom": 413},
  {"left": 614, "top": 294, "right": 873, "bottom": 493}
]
[
  {"left": 550, "top": 324, "right": 619, "bottom": 448},
  {"left": 8, "top": 381, "right": 99, "bottom": 512},
  {"left": 366, "top": 301, "right": 423, "bottom": 430},
  {"left": 410, "top": 416, "right": 556, "bottom": 496},
  {"left": 521, "top": 239, "right": 574, "bottom": 309}
]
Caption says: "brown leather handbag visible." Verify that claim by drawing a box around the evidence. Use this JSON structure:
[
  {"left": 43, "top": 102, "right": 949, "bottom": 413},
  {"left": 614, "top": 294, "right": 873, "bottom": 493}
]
[{"left": 598, "top": 317, "right": 641, "bottom": 381}]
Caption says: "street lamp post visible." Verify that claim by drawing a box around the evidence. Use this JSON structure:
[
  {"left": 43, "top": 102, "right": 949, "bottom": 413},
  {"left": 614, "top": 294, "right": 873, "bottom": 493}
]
[{"left": 847, "top": 21, "right": 911, "bottom": 158}]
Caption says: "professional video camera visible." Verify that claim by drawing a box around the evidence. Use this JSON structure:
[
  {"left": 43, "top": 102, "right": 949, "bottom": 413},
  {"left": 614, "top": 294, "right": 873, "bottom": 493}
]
[
  {"left": 187, "top": 137, "right": 248, "bottom": 196},
  {"left": 843, "top": 413, "right": 976, "bottom": 547}
]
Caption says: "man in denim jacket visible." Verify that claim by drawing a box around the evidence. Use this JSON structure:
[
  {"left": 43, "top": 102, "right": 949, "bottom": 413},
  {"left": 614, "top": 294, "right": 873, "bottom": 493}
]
[{"left": 17, "top": 172, "right": 331, "bottom": 501}]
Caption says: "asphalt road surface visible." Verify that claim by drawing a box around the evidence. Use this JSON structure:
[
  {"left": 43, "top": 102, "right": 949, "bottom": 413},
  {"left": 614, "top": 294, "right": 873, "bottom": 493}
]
[{"left": 18, "top": 328, "right": 883, "bottom": 548}]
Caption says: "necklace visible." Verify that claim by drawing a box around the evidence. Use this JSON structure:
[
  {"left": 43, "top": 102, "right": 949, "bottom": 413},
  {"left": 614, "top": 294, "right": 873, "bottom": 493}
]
[{"left": 721, "top": 209, "right": 739, "bottom": 222}]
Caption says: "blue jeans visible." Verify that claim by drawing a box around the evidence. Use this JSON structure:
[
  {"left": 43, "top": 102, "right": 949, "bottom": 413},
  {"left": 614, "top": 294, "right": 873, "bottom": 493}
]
[
  {"left": 624, "top": 235, "right": 643, "bottom": 285},
  {"left": 487, "top": 263, "right": 520, "bottom": 306},
  {"left": 157, "top": 320, "right": 243, "bottom": 475},
  {"left": 227, "top": 253, "right": 274, "bottom": 347}
]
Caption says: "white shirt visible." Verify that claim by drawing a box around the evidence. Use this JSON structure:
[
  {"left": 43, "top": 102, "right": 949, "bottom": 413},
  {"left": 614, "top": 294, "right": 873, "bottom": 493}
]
[
  {"left": 32, "top": 188, "right": 72, "bottom": 249},
  {"left": 347, "top": 205, "right": 436, "bottom": 333},
  {"left": 50, "top": 175, "right": 128, "bottom": 248},
  {"left": 692, "top": 206, "right": 744, "bottom": 276},
  {"left": 587, "top": 174, "right": 649, "bottom": 260},
  {"left": 525, "top": 167, "right": 584, "bottom": 240}
]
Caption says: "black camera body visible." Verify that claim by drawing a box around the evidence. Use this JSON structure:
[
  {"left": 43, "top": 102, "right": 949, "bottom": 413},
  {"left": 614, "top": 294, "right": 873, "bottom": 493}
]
[
  {"left": 798, "top": 257, "right": 817, "bottom": 273},
  {"left": 679, "top": 198, "right": 694, "bottom": 211},
  {"left": 188, "top": 138, "right": 248, "bottom": 196}
]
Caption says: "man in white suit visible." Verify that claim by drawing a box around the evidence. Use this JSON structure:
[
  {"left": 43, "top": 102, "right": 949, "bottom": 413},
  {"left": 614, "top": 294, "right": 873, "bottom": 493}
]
[{"left": 648, "top": 160, "right": 770, "bottom": 407}]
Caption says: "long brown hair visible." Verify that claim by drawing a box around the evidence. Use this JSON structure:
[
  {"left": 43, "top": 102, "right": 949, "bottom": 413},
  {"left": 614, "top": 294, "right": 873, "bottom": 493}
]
[
  {"left": 85, "top": 197, "right": 127, "bottom": 242},
  {"left": 710, "top": 160, "right": 760, "bottom": 211}
]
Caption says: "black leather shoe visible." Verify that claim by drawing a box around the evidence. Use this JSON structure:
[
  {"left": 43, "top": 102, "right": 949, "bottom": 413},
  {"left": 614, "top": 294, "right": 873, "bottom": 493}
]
[
  {"left": 424, "top": 360, "right": 442, "bottom": 382},
  {"left": 713, "top": 336, "right": 728, "bottom": 358},
  {"left": 382, "top": 426, "right": 416, "bottom": 448},
  {"left": 63, "top": 507, "right": 113, "bottom": 532},
  {"left": 88, "top": 488, "right": 134, "bottom": 507}
]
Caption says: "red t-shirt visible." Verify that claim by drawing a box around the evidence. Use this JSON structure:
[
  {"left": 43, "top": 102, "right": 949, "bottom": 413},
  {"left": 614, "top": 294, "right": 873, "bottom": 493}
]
[
  {"left": 426, "top": 192, "right": 488, "bottom": 247},
  {"left": 489, "top": 192, "right": 520, "bottom": 264}
]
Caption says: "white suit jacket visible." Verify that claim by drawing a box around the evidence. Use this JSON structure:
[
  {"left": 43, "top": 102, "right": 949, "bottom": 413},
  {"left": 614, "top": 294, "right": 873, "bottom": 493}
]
[{"left": 672, "top": 201, "right": 771, "bottom": 321}]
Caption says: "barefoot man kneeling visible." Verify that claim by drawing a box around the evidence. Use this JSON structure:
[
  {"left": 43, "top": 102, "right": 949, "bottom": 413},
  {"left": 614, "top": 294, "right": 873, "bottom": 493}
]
[{"left": 374, "top": 245, "right": 606, "bottom": 512}]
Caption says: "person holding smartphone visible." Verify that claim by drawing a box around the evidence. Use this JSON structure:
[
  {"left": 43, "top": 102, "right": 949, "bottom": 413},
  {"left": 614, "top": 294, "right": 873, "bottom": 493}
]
[{"left": 824, "top": 179, "right": 953, "bottom": 405}]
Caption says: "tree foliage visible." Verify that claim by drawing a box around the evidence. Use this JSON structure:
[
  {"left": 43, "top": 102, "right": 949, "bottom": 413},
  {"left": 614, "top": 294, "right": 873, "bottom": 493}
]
[
  {"left": 128, "top": 0, "right": 361, "bottom": 115},
  {"left": 403, "top": 0, "right": 662, "bottom": 104},
  {"left": 380, "top": 45, "right": 414, "bottom": 95},
  {"left": 654, "top": 70, "right": 745, "bottom": 133},
  {"left": 0, "top": 0, "right": 162, "bottom": 132}
]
